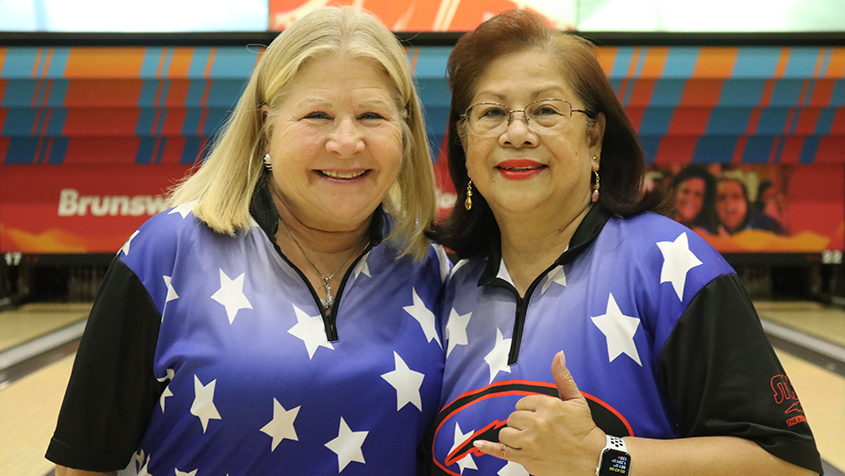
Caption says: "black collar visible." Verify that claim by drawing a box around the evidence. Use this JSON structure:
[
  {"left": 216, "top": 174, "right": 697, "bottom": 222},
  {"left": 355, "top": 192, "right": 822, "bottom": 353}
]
[
  {"left": 248, "top": 173, "right": 385, "bottom": 247},
  {"left": 478, "top": 204, "right": 611, "bottom": 286}
]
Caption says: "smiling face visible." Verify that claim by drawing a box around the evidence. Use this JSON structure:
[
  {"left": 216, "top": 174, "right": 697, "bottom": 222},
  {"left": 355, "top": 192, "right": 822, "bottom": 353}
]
[
  {"left": 263, "top": 55, "right": 403, "bottom": 232},
  {"left": 462, "top": 49, "right": 604, "bottom": 227},
  {"left": 674, "top": 177, "right": 706, "bottom": 224}
]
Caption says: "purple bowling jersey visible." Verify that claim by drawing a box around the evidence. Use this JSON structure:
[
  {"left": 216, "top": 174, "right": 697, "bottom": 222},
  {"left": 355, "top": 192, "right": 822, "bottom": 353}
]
[
  {"left": 47, "top": 192, "right": 449, "bottom": 475},
  {"left": 431, "top": 207, "right": 821, "bottom": 476}
]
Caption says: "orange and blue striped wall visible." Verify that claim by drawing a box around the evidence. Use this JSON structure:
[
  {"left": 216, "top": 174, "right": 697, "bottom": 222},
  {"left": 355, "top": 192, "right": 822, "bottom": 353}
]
[{"left": 2, "top": 44, "right": 845, "bottom": 166}]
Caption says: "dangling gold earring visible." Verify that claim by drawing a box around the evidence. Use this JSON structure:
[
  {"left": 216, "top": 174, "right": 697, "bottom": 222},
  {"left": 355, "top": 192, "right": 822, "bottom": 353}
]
[
  {"left": 591, "top": 169, "right": 600, "bottom": 203},
  {"left": 465, "top": 179, "right": 473, "bottom": 211},
  {"left": 263, "top": 153, "right": 272, "bottom": 171}
]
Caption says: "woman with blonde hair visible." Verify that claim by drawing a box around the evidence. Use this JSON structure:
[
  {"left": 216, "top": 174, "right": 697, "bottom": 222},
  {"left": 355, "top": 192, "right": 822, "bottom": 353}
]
[{"left": 47, "top": 7, "right": 447, "bottom": 475}]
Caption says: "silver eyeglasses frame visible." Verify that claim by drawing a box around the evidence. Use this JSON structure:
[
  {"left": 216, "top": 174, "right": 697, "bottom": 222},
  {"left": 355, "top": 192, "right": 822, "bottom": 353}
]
[{"left": 460, "top": 98, "right": 588, "bottom": 136}]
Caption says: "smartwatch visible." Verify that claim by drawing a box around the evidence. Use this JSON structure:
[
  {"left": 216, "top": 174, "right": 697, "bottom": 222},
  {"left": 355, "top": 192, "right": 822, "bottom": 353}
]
[{"left": 596, "top": 435, "right": 631, "bottom": 476}]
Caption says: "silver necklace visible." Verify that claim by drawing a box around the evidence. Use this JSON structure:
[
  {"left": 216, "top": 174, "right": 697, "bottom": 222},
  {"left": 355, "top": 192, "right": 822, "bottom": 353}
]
[{"left": 282, "top": 221, "right": 364, "bottom": 311}]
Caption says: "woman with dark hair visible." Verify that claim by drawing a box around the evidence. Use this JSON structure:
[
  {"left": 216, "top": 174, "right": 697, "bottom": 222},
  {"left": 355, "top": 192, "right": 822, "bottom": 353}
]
[
  {"left": 670, "top": 164, "right": 718, "bottom": 234},
  {"left": 430, "top": 9, "right": 821, "bottom": 476}
]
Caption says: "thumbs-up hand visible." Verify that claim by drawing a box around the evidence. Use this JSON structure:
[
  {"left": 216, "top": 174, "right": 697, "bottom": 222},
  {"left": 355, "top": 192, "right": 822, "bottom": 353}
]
[{"left": 472, "top": 351, "right": 607, "bottom": 475}]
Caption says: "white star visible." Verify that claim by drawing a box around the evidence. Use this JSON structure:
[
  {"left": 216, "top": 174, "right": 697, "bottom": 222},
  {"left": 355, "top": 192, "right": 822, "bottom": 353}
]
[
  {"left": 133, "top": 450, "right": 145, "bottom": 472},
  {"left": 163, "top": 275, "right": 179, "bottom": 303},
  {"left": 657, "top": 232, "right": 703, "bottom": 301},
  {"left": 288, "top": 305, "right": 334, "bottom": 359},
  {"left": 137, "top": 455, "right": 152, "bottom": 476},
  {"left": 190, "top": 375, "right": 221, "bottom": 432},
  {"left": 541, "top": 265, "right": 566, "bottom": 294},
  {"left": 211, "top": 269, "right": 252, "bottom": 324},
  {"left": 118, "top": 230, "right": 139, "bottom": 256},
  {"left": 162, "top": 275, "right": 179, "bottom": 320},
  {"left": 158, "top": 385, "right": 173, "bottom": 412},
  {"left": 449, "top": 422, "right": 477, "bottom": 474},
  {"left": 157, "top": 368, "right": 175, "bottom": 412},
  {"left": 404, "top": 287, "right": 441, "bottom": 348},
  {"left": 591, "top": 293, "right": 642, "bottom": 366},
  {"left": 260, "top": 398, "right": 300, "bottom": 451},
  {"left": 175, "top": 469, "right": 197, "bottom": 476},
  {"left": 498, "top": 461, "right": 530, "bottom": 476},
  {"left": 168, "top": 200, "right": 197, "bottom": 219},
  {"left": 325, "top": 417, "right": 368, "bottom": 472},
  {"left": 445, "top": 308, "right": 472, "bottom": 358},
  {"left": 484, "top": 328, "right": 512, "bottom": 384},
  {"left": 353, "top": 252, "right": 371, "bottom": 279},
  {"left": 381, "top": 352, "right": 425, "bottom": 411}
]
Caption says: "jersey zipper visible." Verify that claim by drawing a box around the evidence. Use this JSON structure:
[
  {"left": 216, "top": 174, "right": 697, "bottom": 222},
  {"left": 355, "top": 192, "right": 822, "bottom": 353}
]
[
  {"left": 274, "top": 241, "right": 373, "bottom": 342},
  {"left": 492, "top": 266, "right": 554, "bottom": 366},
  {"left": 323, "top": 241, "right": 374, "bottom": 341}
]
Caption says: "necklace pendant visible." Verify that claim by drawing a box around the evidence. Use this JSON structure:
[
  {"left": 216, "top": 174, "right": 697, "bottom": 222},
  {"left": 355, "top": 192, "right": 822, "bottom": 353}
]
[{"left": 321, "top": 278, "right": 334, "bottom": 310}]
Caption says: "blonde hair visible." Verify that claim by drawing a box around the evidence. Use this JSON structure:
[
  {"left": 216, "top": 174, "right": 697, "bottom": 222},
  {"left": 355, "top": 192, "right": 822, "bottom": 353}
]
[{"left": 170, "top": 6, "right": 436, "bottom": 261}]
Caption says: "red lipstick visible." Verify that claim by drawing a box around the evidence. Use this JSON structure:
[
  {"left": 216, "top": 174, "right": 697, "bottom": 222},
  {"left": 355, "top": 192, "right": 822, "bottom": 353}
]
[{"left": 496, "top": 159, "right": 546, "bottom": 180}]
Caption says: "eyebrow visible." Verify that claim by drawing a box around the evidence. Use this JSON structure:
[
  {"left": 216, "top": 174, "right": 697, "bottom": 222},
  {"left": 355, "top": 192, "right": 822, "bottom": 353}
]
[
  {"left": 296, "top": 96, "right": 393, "bottom": 109},
  {"left": 475, "top": 84, "right": 569, "bottom": 102}
]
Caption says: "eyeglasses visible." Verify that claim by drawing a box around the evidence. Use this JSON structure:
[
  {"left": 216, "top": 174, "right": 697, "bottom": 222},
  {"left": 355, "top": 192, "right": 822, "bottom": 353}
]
[{"left": 461, "top": 98, "right": 588, "bottom": 136}]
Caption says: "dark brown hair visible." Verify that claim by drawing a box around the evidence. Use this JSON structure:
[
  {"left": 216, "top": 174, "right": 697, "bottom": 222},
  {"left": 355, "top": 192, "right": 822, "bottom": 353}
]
[{"left": 433, "top": 9, "right": 666, "bottom": 258}]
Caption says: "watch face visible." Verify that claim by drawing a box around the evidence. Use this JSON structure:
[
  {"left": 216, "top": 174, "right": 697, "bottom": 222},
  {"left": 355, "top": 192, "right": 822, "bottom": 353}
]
[{"left": 597, "top": 449, "right": 630, "bottom": 476}]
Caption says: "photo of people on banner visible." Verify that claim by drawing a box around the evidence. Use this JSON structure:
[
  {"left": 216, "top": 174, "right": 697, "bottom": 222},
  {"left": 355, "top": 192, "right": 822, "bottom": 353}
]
[{"left": 644, "top": 164, "right": 844, "bottom": 253}]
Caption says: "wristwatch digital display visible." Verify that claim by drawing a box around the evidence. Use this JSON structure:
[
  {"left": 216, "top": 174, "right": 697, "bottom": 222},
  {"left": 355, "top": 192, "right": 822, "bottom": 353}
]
[{"left": 596, "top": 435, "right": 631, "bottom": 476}]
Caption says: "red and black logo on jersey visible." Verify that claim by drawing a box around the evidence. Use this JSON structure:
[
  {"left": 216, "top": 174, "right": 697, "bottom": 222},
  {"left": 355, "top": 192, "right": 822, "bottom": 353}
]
[
  {"left": 770, "top": 374, "right": 807, "bottom": 427},
  {"left": 431, "top": 380, "right": 633, "bottom": 475}
]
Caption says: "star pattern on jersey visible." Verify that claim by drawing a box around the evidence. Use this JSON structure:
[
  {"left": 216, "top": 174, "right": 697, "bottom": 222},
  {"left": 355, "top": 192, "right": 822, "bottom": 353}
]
[
  {"left": 162, "top": 275, "right": 179, "bottom": 320},
  {"left": 163, "top": 275, "right": 179, "bottom": 303},
  {"left": 132, "top": 451, "right": 147, "bottom": 473},
  {"left": 325, "top": 417, "right": 368, "bottom": 472},
  {"left": 288, "top": 305, "right": 334, "bottom": 359},
  {"left": 137, "top": 454, "right": 152, "bottom": 476},
  {"left": 450, "top": 422, "right": 478, "bottom": 474},
  {"left": 485, "top": 328, "right": 512, "bottom": 383},
  {"left": 591, "top": 293, "right": 642, "bottom": 366},
  {"left": 404, "top": 287, "right": 442, "bottom": 348},
  {"left": 157, "top": 368, "right": 175, "bottom": 412},
  {"left": 541, "top": 264, "right": 567, "bottom": 294},
  {"left": 657, "top": 232, "right": 702, "bottom": 301},
  {"left": 118, "top": 230, "right": 140, "bottom": 256},
  {"left": 380, "top": 352, "right": 425, "bottom": 411},
  {"left": 190, "top": 375, "right": 221, "bottom": 433},
  {"left": 498, "top": 461, "right": 530, "bottom": 476},
  {"left": 353, "top": 252, "right": 371, "bottom": 279},
  {"left": 168, "top": 200, "right": 198, "bottom": 219},
  {"left": 211, "top": 269, "right": 252, "bottom": 324},
  {"left": 175, "top": 469, "right": 198, "bottom": 476},
  {"left": 445, "top": 308, "right": 472, "bottom": 358},
  {"left": 260, "top": 398, "right": 300, "bottom": 451}
]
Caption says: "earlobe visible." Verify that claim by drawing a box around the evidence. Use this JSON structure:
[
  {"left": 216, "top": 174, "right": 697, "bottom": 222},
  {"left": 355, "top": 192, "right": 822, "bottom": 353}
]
[{"left": 588, "top": 112, "right": 606, "bottom": 159}]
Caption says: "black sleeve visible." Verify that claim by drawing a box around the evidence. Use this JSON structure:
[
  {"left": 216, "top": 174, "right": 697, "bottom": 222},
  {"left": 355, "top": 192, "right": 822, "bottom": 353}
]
[
  {"left": 45, "top": 256, "right": 165, "bottom": 472},
  {"left": 659, "top": 273, "right": 823, "bottom": 475}
]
